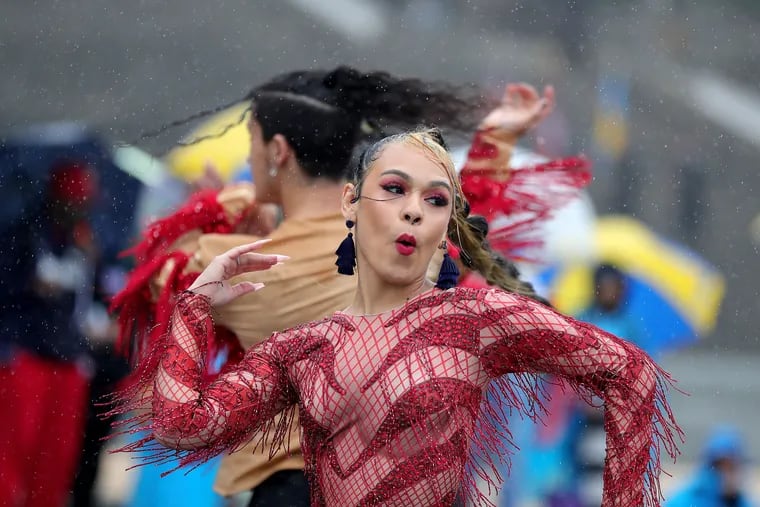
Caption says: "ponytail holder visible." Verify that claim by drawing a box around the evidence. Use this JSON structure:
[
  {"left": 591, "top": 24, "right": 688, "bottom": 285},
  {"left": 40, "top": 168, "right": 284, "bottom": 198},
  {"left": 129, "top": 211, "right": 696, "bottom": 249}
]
[
  {"left": 323, "top": 65, "right": 359, "bottom": 90},
  {"left": 466, "top": 215, "right": 489, "bottom": 242}
]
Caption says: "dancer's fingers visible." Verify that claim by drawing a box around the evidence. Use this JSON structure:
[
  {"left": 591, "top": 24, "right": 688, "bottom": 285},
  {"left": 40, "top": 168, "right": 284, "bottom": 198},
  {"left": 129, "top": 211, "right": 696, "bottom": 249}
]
[
  {"left": 514, "top": 83, "right": 540, "bottom": 103},
  {"left": 227, "top": 239, "right": 273, "bottom": 260},
  {"left": 229, "top": 281, "right": 266, "bottom": 299},
  {"left": 542, "top": 85, "right": 556, "bottom": 112},
  {"left": 235, "top": 253, "right": 289, "bottom": 272}
]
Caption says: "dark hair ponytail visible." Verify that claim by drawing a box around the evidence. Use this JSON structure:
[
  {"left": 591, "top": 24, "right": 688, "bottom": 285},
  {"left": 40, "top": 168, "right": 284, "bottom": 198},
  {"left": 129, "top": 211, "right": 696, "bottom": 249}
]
[
  {"left": 135, "top": 66, "right": 491, "bottom": 180},
  {"left": 319, "top": 66, "right": 488, "bottom": 135},
  {"left": 251, "top": 66, "right": 489, "bottom": 180}
]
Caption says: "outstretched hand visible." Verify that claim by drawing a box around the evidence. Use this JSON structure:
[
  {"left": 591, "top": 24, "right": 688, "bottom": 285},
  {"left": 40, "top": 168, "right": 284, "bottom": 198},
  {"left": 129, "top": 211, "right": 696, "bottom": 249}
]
[
  {"left": 191, "top": 162, "right": 226, "bottom": 192},
  {"left": 187, "top": 239, "right": 288, "bottom": 306},
  {"left": 480, "top": 83, "right": 555, "bottom": 137}
]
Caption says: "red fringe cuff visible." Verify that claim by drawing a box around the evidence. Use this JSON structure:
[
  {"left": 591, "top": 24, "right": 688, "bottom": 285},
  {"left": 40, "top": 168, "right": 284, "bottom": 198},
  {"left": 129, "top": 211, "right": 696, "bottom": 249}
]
[{"left": 461, "top": 156, "right": 592, "bottom": 261}]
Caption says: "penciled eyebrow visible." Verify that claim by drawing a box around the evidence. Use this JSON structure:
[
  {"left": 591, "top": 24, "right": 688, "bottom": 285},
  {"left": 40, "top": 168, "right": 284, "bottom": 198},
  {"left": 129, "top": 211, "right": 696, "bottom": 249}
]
[{"left": 379, "top": 169, "right": 452, "bottom": 193}]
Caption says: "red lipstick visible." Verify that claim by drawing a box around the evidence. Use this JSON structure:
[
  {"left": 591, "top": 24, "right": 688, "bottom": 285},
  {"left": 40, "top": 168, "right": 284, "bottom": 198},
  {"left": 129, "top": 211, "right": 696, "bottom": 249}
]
[{"left": 395, "top": 233, "right": 417, "bottom": 256}]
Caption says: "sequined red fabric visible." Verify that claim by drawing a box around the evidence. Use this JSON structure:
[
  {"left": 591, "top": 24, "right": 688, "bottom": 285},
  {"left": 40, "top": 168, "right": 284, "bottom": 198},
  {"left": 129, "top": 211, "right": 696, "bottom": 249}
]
[{"left": 113, "top": 287, "right": 680, "bottom": 507}]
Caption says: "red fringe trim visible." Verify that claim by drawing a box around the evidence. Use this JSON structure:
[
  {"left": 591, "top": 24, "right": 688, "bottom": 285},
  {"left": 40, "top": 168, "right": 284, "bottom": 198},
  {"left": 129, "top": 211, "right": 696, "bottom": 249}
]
[
  {"left": 461, "top": 156, "right": 592, "bottom": 261},
  {"left": 104, "top": 293, "right": 295, "bottom": 479},
  {"left": 464, "top": 129, "right": 501, "bottom": 160},
  {"left": 110, "top": 189, "right": 247, "bottom": 373},
  {"left": 110, "top": 250, "right": 193, "bottom": 363},
  {"left": 123, "top": 189, "right": 239, "bottom": 263}
]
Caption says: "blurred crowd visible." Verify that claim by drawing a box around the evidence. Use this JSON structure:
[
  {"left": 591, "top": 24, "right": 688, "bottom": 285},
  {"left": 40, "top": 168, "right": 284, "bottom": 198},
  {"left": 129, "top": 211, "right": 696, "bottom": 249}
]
[{"left": 0, "top": 123, "right": 182, "bottom": 507}]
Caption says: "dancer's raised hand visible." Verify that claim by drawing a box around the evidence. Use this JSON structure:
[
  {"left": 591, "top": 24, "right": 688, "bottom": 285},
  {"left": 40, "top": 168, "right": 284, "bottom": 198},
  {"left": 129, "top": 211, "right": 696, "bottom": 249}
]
[
  {"left": 187, "top": 239, "right": 288, "bottom": 306},
  {"left": 480, "top": 83, "right": 555, "bottom": 137},
  {"left": 191, "top": 162, "right": 226, "bottom": 192}
]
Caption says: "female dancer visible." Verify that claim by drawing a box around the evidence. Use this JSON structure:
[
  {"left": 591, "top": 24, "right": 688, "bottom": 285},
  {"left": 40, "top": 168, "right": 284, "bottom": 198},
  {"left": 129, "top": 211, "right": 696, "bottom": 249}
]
[
  {"left": 113, "top": 67, "right": 566, "bottom": 505},
  {"left": 115, "top": 129, "right": 680, "bottom": 507}
]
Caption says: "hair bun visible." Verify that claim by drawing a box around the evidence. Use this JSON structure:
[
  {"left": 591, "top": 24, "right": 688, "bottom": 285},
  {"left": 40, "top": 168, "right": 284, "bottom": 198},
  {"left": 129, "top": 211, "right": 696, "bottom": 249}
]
[
  {"left": 320, "top": 66, "right": 389, "bottom": 119},
  {"left": 321, "top": 69, "right": 339, "bottom": 90}
]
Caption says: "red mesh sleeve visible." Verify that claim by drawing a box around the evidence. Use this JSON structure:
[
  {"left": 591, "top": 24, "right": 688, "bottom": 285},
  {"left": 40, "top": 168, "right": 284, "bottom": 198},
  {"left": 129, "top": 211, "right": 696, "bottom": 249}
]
[
  {"left": 111, "top": 291, "right": 298, "bottom": 471},
  {"left": 474, "top": 289, "right": 681, "bottom": 507}
]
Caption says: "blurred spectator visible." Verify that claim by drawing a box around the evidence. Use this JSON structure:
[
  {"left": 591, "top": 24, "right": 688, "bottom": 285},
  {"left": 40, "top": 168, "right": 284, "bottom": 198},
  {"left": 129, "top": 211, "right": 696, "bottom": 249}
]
[
  {"left": 0, "top": 160, "right": 98, "bottom": 507},
  {"left": 576, "top": 263, "right": 650, "bottom": 354},
  {"left": 70, "top": 260, "right": 130, "bottom": 507},
  {"left": 666, "top": 426, "right": 756, "bottom": 507}
]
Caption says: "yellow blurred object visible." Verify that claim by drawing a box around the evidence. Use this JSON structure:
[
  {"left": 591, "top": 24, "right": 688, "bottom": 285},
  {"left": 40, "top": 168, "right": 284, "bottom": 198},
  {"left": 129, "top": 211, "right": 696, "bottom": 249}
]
[
  {"left": 594, "top": 215, "right": 724, "bottom": 333},
  {"left": 592, "top": 108, "right": 629, "bottom": 160},
  {"left": 164, "top": 103, "right": 251, "bottom": 182},
  {"left": 551, "top": 265, "right": 594, "bottom": 316}
]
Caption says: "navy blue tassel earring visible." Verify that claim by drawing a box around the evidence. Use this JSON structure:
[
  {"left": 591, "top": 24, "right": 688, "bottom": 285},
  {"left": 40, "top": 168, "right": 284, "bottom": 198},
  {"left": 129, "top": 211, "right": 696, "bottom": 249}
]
[
  {"left": 335, "top": 220, "right": 356, "bottom": 275},
  {"left": 435, "top": 240, "right": 459, "bottom": 289}
]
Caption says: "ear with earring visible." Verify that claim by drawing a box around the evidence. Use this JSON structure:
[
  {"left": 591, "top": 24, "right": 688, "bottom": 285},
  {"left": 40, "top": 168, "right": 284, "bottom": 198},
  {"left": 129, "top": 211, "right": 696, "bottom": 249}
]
[
  {"left": 335, "top": 220, "right": 356, "bottom": 275},
  {"left": 435, "top": 240, "right": 460, "bottom": 289}
]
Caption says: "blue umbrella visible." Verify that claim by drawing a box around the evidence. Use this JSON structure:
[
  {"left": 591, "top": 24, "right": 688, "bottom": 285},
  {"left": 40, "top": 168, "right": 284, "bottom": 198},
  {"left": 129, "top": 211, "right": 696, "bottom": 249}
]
[{"left": 0, "top": 122, "right": 143, "bottom": 263}]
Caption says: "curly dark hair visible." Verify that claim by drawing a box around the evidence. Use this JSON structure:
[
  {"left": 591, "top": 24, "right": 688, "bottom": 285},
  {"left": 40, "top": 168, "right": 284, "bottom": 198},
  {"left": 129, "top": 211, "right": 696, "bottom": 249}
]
[{"left": 138, "top": 66, "right": 491, "bottom": 181}]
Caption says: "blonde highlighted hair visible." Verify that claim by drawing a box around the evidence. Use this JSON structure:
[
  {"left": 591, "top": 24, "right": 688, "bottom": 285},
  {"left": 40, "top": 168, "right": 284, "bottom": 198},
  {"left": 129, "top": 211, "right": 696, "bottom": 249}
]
[{"left": 351, "top": 128, "right": 545, "bottom": 302}]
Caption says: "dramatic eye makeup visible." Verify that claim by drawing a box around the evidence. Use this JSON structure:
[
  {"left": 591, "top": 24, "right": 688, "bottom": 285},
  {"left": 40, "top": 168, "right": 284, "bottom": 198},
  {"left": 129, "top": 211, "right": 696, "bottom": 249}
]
[
  {"left": 425, "top": 192, "right": 450, "bottom": 207},
  {"left": 379, "top": 177, "right": 407, "bottom": 195},
  {"left": 377, "top": 169, "right": 452, "bottom": 206}
]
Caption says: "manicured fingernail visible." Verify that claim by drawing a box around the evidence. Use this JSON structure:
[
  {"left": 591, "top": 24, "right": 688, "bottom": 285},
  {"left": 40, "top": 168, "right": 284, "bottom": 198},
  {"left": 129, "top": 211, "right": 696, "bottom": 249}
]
[
  {"left": 275, "top": 255, "right": 290, "bottom": 261},
  {"left": 253, "top": 283, "right": 266, "bottom": 291}
]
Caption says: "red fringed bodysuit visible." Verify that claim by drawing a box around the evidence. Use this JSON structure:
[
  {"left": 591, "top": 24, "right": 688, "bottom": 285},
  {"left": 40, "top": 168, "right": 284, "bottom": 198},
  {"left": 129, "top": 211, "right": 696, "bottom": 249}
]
[{"left": 115, "top": 286, "right": 680, "bottom": 507}]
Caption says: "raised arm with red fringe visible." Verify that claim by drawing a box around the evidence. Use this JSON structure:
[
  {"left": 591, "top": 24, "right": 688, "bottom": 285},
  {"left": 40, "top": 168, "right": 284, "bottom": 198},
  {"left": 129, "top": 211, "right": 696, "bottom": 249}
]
[
  {"left": 124, "top": 189, "right": 241, "bottom": 264},
  {"left": 460, "top": 128, "right": 592, "bottom": 260},
  {"left": 112, "top": 287, "right": 680, "bottom": 507}
]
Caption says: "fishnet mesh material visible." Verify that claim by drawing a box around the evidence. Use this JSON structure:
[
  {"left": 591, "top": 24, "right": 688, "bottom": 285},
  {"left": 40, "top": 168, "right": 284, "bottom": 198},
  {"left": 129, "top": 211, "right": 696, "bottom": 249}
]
[{"left": 112, "top": 287, "right": 681, "bottom": 507}]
